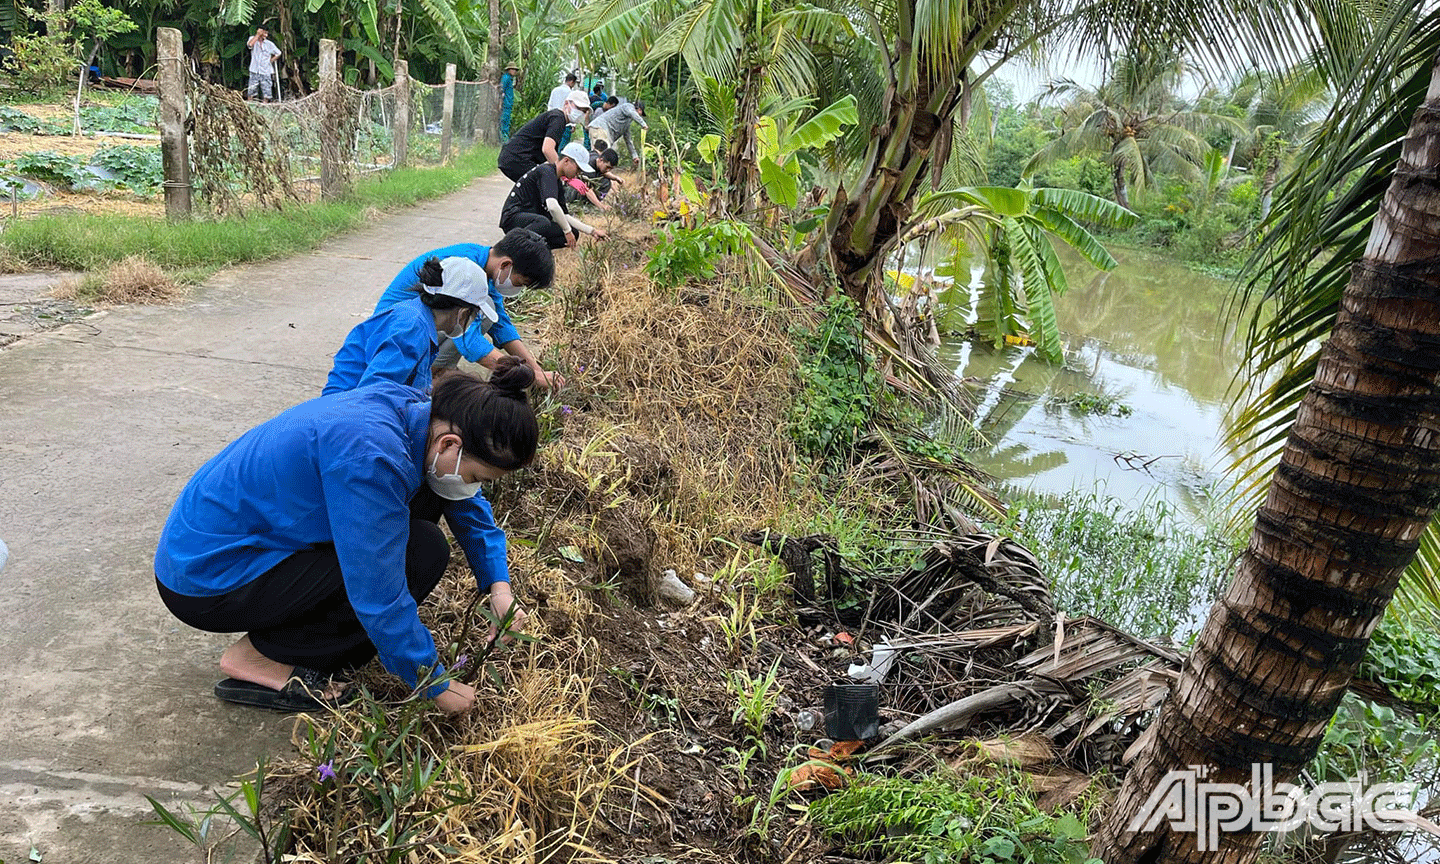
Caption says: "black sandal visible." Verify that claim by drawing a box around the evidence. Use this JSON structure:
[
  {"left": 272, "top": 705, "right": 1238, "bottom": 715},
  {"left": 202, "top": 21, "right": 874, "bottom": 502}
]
[{"left": 213, "top": 666, "right": 356, "bottom": 713}]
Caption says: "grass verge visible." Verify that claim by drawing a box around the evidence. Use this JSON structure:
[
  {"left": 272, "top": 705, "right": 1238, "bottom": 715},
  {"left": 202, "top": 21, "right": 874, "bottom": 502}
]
[{"left": 0, "top": 145, "right": 497, "bottom": 276}]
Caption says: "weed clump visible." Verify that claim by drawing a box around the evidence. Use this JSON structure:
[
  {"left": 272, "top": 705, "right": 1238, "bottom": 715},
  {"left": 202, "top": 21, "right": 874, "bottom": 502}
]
[{"left": 54, "top": 255, "right": 185, "bottom": 304}]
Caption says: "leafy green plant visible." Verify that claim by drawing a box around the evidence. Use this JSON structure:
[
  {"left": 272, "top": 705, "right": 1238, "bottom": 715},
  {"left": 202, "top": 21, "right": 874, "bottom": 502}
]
[
  {"left": 789, "top": 294, "right": 884, "bottom": 464},
  {"left": 9, "top": 151, "right": 89, "bottom": 189},
  {"left": 1360, "top": 619, "right": 1440, "bottom": 710},
  {"left": 3, "top": 31, "right": 75, "bottom": 96},
  {"left": 1047, "top": 391, "right": 1134, "bottom": 417},
  {"left": 810, "top": 768, "right": 1102, "bottom": 864},
  {"left": 1305, "top": 692, "right": 1438, "bottom": 787},
  {"left": 0, "top": 107, "right": 70, "bottom": 135},
  {"left": 145, "top": 757, "right": 293, "bottom": 864},
  {"left": 90, "top": 145, "right": 163, "bottom": 194},
  {"left": 645, "top": 220, "right": 753, "bottom": 289},
  {"left": 728, "top": 660, "right": 782, "bottom": 746},
  {"left": 79, "top": 101, "right": 158, "bottom": 134}
]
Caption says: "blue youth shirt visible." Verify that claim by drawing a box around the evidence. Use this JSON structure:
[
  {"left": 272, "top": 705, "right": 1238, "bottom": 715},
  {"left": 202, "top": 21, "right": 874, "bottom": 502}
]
[
  {"left": 154, "top": 382, "right": 511, "bottom": 692},
  {"left": 323, "top": 297, "right": 440, "bottom": 396},
  {"left": 377, "top": 243, "right": 521, "bottom": 364}
]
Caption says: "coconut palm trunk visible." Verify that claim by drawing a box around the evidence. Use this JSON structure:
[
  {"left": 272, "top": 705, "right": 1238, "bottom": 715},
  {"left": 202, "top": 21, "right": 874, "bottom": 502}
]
[
  {"left": 1092, "top": 53, "right": 1440, "bottom": 864},
  {"left": 725, "top": 50, "right": 764, "bottom": 215},
  {"left": 474, "top": 0, "right": 503, "bottom": 145}
]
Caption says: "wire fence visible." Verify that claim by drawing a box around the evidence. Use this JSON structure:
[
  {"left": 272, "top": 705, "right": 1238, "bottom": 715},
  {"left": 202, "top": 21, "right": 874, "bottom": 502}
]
[{"left": 183, "top": 65, "right": 495, "bottom": 214}]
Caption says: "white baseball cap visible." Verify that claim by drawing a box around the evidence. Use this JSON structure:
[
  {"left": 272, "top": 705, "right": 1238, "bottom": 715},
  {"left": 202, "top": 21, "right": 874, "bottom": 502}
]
[
  {"left": 560, "top": 142, "right": 594, "bottom": 173},
  {"left": 427, "top": 257, "right": 497, "bottom": 323},
  {"left": 564, "top": 89, "right": 590, "bottom": 109}
]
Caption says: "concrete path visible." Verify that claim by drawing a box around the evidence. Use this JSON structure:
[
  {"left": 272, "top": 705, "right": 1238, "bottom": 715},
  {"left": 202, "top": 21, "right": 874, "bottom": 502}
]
[{"left": 0, "top": 173, "right": 514, "bottom": 863}]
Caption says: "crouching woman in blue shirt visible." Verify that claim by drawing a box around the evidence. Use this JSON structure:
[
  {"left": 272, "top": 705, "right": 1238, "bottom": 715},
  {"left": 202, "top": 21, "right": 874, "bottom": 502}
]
[{"left": 153, "top": 361, "right": 538, "bottom": 714}]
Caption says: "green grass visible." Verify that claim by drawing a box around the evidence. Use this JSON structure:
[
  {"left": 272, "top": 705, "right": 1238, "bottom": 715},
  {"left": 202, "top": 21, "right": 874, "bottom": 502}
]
[
  {"left": 1, "top": 145, "right": 497, "bottom": 275},
  {"left": 999, "top": 488, "right": 1239, "bottom": 644}
]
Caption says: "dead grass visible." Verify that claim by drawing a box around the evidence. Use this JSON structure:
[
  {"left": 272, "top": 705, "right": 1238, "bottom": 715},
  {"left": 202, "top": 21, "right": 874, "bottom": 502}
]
[{"left": 52, "top": 255, "right": 185, "bottom": 304}]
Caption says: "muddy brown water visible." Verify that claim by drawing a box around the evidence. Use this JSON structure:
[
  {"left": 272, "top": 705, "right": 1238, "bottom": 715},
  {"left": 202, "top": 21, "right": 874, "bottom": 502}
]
[{"left": 940, "top": 245, "right": 1247, "bottom": 520}]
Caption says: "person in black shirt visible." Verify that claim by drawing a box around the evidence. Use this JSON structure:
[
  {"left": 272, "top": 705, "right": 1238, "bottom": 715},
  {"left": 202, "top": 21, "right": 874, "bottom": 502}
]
[
  {"left": 497, "top": 91, "right": 591, "bottom": 182},
  {"left": 500, "top": 143, "right": 610, "bottom": 250}
]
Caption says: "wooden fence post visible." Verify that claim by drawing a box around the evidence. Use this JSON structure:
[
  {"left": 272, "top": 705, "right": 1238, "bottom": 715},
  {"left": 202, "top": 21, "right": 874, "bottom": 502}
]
[
  {"left": 156, "top": 27, "right": 191, "bottom": 220},
  {"left": 393, "top": 59, "right": 409, "bottom": 168},
  {"left": 318, "top": 39, "right": 343, "bottom": 200},
  {"left": 440, "top": 63, "right": 457, "bottom": 163}
]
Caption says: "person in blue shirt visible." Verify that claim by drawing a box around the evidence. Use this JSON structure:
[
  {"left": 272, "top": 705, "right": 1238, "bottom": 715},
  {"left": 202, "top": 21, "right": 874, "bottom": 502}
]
[
  {"left": 154, "top": 363, "right": 538, "bottom": 714},
  {"left": 500, "top": 63, "right": 518, "bottom": 142},
  {"left": 324, "top": 255, "right": 491, "bottom": 396},
  {"left": 376, "top": 229, "right": 565, "bottom": 389}
]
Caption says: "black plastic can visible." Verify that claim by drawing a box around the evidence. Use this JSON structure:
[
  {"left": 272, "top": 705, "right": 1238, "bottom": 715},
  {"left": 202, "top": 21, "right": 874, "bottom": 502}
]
[{"left": 824, "top": 683, "right": 880, "bottom": 740}]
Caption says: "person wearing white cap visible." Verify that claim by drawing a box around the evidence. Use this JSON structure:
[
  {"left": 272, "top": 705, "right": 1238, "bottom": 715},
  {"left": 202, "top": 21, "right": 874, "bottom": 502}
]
[
  {"left": 324, "top": 256, "right": 494, "bottom": 396},
  {"left": 367, "top": 230, "right": 564, "bottom": 390},
  {"left": 499, "top": 142, "right": 610, "bottom": 250},
  {"left": 498, "top": 88, "right": 591, "bottom": 182}
]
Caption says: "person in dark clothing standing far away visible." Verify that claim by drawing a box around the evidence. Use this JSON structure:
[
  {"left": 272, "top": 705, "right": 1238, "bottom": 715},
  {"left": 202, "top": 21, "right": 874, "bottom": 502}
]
[
  {"left": 497, "top": 90, "right": 590, "bottom": 182},
  {"left": 154, "top": 367, "right": 539, "bottom": 715},
  {"left": 500, "top": 143, "right": 610, "bottom": 249}
]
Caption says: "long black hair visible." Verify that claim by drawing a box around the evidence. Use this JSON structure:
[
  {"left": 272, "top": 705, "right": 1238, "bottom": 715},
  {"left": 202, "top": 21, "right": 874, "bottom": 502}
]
[
  {"left": 410, "top": 256, "right": 478, "bottom": 312},
  {"left": 429, "top": 358, "right": 538, "bottom": 471}
]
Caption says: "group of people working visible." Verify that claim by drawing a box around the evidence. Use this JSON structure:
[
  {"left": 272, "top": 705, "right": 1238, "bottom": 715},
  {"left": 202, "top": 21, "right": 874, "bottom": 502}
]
[
  {"left": 155, "top": 70, "right": 643, "bottom": 717},
  {"left": 154, "top": 227, "right": 570, "bottom": 715},
  {"left": 494, "top": 73, "right": 648, "bottom": 249}
]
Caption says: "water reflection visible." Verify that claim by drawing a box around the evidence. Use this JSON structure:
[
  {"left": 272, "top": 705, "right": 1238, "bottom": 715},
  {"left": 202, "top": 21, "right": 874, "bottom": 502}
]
[{"left": 942, "top": 245, "right": 1248, "bottom": 518}]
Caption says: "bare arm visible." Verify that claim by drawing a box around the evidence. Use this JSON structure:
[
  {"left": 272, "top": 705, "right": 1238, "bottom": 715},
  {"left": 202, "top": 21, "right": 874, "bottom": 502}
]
[{"left": 541, "top": 137, "right": 559, "bottom": 166}]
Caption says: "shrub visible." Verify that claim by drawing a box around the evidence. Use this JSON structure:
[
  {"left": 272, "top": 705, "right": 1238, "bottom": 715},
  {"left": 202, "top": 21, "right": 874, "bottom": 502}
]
[
  {"left": 3, "top": 32, "right": 75, "bottom": 96},
  {"left": 91, "top": 145, "right": 163, "bottom": 193}
]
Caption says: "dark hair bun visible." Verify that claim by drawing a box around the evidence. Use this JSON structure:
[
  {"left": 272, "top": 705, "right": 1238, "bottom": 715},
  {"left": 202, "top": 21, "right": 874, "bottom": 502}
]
[
  {"left": 418, "top": 256, "right": 444, "bottom": 287},
  {"left": 490, "top": 355, "right": 535, "bottom": 394}
]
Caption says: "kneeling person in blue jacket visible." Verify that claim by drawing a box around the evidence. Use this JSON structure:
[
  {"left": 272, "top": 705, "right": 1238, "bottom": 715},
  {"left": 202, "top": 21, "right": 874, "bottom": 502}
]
[
  {"left": 373, "top": 229, "right": 564, "bottom": 390},
  {"left": 154, "top": 364, "right": 538, "bottom": 714}
]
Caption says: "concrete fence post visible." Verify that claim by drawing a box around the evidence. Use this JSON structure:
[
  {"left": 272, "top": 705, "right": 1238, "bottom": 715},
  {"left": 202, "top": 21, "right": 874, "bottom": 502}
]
[
  {"left": 156, "top": 27, "right": 191, "bottom": 220},
  {"left": 440, "top": 63, "right": 457, "bottom": 163},
  {"left": 392, "top": 59, "right": 409, "bottom": 169},
  {"left": 318, "top": 39, "right": 344, "bottom": 199}
]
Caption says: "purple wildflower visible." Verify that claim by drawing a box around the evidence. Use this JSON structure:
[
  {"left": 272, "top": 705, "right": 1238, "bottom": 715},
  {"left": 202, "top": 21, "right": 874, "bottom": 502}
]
[
  {"left": 561, "top": 405, "right": 573, "bottom": 416},
  {"left": 453, "top": 654, "right": 469, "bottom": 670},
  {"left": 316, "top": 761, "right": 337, "bottom": 782}
]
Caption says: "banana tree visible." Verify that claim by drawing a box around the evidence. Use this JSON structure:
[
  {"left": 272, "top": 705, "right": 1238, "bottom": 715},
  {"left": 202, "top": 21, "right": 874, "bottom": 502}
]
[{"left": 893, "top": 185, "right": 1135, "bottom": 363}]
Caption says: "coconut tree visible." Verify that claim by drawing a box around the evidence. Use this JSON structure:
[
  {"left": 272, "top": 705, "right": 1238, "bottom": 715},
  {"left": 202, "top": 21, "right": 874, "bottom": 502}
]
[
  {"left": 573, "top": 0, "right": 854, "bottom": 214},
  {"left": 1024, "top": 47, "right": 1244, "bottom": 209},
  {"left": 894, "top": 185, "right": 1136, "bottom": 362},
  {"left": 1092, "top": 9, "right": 1440, "bottom": 861}
]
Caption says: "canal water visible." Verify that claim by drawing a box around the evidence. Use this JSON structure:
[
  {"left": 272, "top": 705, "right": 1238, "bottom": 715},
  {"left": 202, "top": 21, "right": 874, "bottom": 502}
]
[{"left": 939, "top": 245, "right": 1248, "bottom": 520}]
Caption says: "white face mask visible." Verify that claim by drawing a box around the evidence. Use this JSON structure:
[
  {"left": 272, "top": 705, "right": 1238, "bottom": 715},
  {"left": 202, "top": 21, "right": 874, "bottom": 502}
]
[
  {"left": 441, "top": 308, "right": 472, "bottom": 340},
  {"left": 568, "top": 107, "right": 586, "bottom": 123},
  {"left": 495, "top": 265, "right": 519, "bottom": 297},
  {"left": 426, "top": 444, "right": 482, "bottom": 501}
]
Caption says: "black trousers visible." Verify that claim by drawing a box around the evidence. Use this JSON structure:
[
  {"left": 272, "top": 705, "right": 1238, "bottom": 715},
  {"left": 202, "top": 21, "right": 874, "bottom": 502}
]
[
  {"left": 158, "top": 504, "right": 451, "bottom": 673},
  {"left": 498, "top": 153, "right": 536, "bottom": 183},
  {"left": 500, "top": 210, "right": 575, "bottom": 250}
]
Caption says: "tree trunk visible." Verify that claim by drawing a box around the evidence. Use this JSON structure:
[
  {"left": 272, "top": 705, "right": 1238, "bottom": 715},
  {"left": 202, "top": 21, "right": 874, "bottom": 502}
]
[
  {"left": 1112, "top": 159, "right": 1131, "bottom": 210},
  {"left": 474, "top": 0, "right": 502, "bottom": 145},
  {"left": 1093, "top": 53, "right": 1440, "bottom": 864},
  {"left": 725, "top": 52, "right": 763, "bottom": 216},
  {"left": 278, "top": 2, "right": 305, "bottom": 96},
  {"left": 1259, "top": 159, "right": 1279, "bottom": 222}
]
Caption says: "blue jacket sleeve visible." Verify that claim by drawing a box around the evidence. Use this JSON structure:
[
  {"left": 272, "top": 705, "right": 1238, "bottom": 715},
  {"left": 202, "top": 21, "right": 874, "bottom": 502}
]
[
  {"left": 319, "top": 453, "right": 447, "bottom": 696},
  {"left": 443, "top": 490, "right": 510, "bottom": 591},
  {"left": 487, "top": 291, "right": 521, "bottom": 347}
]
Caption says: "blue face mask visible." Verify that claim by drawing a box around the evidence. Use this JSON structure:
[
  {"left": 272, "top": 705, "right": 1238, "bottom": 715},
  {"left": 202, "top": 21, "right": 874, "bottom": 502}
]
[{"left": 426, "top": 445, "right": 482, "bottom": 500}]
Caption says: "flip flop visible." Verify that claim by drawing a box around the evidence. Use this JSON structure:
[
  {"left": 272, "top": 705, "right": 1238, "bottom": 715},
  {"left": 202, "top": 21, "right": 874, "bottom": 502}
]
[{"left": 213, "top": 666, "right": 357, "bottom": 713}]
